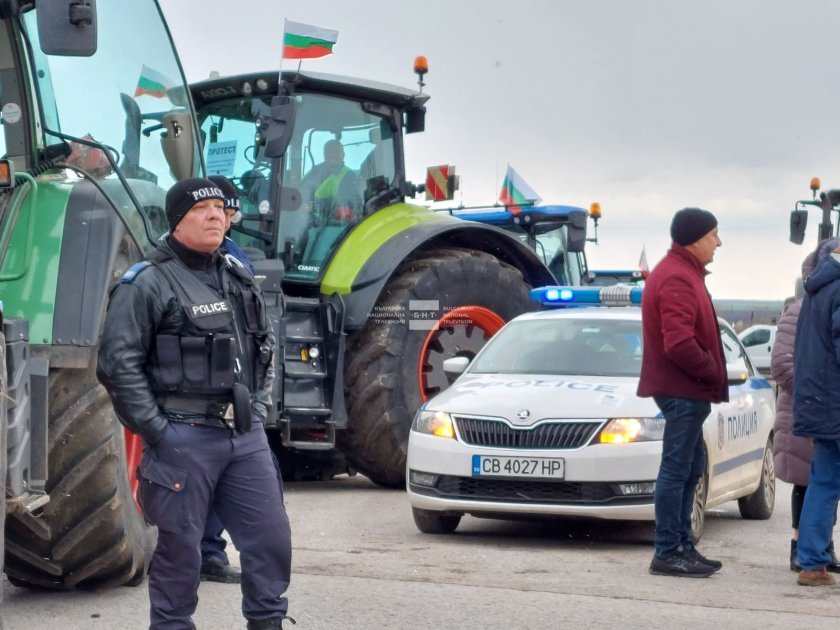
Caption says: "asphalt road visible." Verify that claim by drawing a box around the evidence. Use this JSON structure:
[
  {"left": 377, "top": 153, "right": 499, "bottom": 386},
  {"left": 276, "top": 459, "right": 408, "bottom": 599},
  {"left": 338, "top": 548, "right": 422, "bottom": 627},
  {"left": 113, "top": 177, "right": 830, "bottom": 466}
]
[{"left": 2, "top": 477, "right": 839, "bottom": 630}]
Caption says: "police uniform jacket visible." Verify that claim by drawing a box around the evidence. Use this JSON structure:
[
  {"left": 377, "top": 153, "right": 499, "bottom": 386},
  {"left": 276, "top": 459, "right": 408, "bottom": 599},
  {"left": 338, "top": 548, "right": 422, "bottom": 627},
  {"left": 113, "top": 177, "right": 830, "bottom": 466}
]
[
  {"left": 97, "top": 237, "right": 275, "bottom": 444},
  {"left": 793, "top": 255, "right": 840, "bottom": 439},
  {"left": 637, "top": 244, "right": 728, "bottom": 403}
]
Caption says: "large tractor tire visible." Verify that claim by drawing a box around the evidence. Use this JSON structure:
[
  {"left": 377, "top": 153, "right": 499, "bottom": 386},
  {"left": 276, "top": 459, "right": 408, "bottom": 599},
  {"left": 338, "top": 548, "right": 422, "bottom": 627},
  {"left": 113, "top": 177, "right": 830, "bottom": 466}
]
[
  {"left": 341, "top": 247, "right": 533, "bottom": 487},
  {"left": 3, "top": 364, "right": 155, "bottom": 590}
]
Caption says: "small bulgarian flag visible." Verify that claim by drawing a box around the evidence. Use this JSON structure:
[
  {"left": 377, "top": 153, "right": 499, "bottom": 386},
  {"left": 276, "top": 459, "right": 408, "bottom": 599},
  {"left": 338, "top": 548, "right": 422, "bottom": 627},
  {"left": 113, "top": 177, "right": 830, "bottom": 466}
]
[
  {"left": 498, "top": 164, "right": 541, "bottom": 215},
  {"left": 282, "top": 20, "right": 339, "bottom": 60},
  {"left": 134, "top": 64, "right": 173, "bottom": 99}
]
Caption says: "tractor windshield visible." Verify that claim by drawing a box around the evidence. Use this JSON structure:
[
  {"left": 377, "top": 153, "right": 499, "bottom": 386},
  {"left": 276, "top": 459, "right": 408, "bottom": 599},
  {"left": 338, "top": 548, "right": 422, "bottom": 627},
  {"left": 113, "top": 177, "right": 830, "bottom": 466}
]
[
  {"left": 20, "top": 2, "right": 199, "bottom": 246},
  {"left": 197, "top": 90, "right": 397, "bottom": 280},
  {"left": 506, "top": 224, "right": 585, "bottom": 285}
]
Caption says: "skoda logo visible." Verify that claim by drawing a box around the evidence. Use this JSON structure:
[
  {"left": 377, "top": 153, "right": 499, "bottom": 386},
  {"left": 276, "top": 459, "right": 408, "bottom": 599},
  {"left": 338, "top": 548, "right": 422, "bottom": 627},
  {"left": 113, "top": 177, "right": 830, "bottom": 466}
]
[{"left": 514, "top": 409, "right": 531, "bottom": 424}]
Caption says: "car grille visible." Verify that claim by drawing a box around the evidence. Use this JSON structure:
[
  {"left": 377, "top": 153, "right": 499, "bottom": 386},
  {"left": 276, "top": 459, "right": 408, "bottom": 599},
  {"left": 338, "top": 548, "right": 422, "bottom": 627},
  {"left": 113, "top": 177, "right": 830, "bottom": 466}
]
[
  {"left": 433, "top": 476, "right": 621, "bottom": 504},
  {"left": 454, "top": 416, "right": 603, "bottom": 449}
]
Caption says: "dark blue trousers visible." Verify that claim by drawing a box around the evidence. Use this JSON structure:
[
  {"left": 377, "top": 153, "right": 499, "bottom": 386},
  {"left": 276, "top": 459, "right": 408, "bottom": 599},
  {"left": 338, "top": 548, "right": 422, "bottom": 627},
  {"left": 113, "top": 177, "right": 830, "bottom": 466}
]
[
  {"left": 652, "top": 396, "right": 710, "bottom": 558},
  {"left": 139, "top": 420, "right": 291, "bottom": 630},
  {"left": 201, "top": 509, "right": 228, "bottom": 564}
]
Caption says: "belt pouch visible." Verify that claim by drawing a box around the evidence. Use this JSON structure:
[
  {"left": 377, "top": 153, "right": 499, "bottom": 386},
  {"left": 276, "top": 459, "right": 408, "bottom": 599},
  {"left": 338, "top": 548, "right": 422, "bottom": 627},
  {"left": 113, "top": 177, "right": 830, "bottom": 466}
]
[
  {"left": 232, "top": 383, "right": 252, "bottom": 434},
  {"left": 242, "top": 290, "right": 260, "bottom": 333},
  {"left": 181, "top": 337, "right": 207, "bottom": 387},
  {"left": 155, "top": 335, "right": 183, "bottom": 387},
  {"left": 210, "top": 336, "right": 235, "bottom": 389}
]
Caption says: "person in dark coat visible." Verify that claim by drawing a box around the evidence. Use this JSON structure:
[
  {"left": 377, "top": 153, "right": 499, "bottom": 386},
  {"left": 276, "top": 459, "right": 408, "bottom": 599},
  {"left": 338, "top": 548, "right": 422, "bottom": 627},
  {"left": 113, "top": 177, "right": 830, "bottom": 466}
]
[
  {"left": 638, "top": 208, "right": 727, "bottom": 578},
  {"left": 771, "top": 241, "right": 840, "bottom": 573},
  {"left": 97, "top": 178, "right": 294, "bottom": 628},
  {"left": 792, "top": 238, "right": 840, "bottom": 587}
]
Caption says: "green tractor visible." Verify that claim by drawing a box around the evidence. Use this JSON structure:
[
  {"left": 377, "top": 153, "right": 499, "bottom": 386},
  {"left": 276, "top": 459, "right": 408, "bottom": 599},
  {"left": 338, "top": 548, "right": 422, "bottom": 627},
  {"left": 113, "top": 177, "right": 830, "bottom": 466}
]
[
  {"left": 0, "top": 1, "right": 205, "bottom": 591},
  {"left": 190, "top": 67, "right": 590, "bottom": 486}
]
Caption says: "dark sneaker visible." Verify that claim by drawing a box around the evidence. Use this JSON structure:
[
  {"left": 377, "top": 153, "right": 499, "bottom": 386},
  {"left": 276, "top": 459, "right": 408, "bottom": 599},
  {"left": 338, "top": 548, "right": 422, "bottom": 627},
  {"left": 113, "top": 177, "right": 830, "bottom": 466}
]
[
  {"left": 685, "top": 547, "right": 722, "bottom": 571},
  {"left": 649, "top": 550, "right": 716, "bottom": 578},
  {"left": 797, "top": 567, "right": 836, "bottom": 586},
  {"left": 200, "top": 558, "right": 242, "bottom": 584}
]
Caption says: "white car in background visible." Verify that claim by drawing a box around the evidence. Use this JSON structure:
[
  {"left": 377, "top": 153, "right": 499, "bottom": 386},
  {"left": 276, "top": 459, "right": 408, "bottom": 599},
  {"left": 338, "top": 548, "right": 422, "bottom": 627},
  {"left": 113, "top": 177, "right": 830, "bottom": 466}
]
[
  {"left": 738, "top": 324, "right": 776, "bottom": 376},
  {"left": 406, "top": 286, "right": 776, "bottom": 541}
]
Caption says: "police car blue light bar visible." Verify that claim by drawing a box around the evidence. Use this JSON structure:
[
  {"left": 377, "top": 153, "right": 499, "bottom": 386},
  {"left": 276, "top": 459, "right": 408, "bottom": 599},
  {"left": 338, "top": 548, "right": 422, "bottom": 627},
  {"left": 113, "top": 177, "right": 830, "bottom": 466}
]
[{"left": 530, "top": 285, "right": 643, "bottom": 307}]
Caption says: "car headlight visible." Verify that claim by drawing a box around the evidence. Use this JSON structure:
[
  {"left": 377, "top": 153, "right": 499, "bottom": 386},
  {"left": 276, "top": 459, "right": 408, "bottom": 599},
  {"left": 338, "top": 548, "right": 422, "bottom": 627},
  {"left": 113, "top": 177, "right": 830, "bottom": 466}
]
[
  {"left": 412, "top": 410, "right": 455, "bottom": 438},
  {"left": 599, "top": 417, "right": 665, "bottom": 444}
]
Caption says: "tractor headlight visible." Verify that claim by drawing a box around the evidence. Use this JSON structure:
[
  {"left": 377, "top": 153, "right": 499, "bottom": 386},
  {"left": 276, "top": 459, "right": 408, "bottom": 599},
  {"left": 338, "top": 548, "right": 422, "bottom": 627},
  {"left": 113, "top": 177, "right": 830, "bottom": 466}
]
[
  {"left": 599, "top": 417, "right": 665, "bottom": 444},
  {"left": 412, "top": 410, "right": 455, "bottom": 439}
]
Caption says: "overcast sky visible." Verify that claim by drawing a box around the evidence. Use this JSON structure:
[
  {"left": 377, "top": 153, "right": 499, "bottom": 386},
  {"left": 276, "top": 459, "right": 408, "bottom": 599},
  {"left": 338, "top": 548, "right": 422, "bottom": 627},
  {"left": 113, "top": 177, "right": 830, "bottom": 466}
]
[{"left": 159, "top": 0, "right": 840, "bottom": 300}]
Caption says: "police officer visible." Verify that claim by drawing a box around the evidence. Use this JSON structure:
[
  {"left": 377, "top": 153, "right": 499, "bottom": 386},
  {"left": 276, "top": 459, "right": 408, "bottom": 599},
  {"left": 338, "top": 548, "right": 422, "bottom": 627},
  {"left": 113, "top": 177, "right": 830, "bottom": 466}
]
[
  {"left": 97, "top": 178, "right": 293, "bottom": 630},
  {"left": 198, "top": 175, "right": 252, "bottom": 585}
]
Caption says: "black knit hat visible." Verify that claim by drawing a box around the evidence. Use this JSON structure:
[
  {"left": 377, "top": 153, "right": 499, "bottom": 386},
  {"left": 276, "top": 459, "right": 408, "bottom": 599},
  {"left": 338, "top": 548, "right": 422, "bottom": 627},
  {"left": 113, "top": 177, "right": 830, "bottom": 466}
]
[
  {"left": 670, "top": 208, "right": 718, "bottom": 246},
  {"left": 165, "top": 177, "right": 225, "bottom": 230},
  {"left": 207, "top": 175, "right": 240, "bottom": 210}
]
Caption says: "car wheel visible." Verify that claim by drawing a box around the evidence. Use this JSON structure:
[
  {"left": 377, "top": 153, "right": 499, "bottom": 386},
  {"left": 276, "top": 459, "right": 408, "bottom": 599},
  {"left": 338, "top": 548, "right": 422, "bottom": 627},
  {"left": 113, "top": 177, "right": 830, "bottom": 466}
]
[
  {"left": 738, "top": 436, "right": 775, "bottom": 520},
  {"left": 690, "top": 471, "right": 708, "bottom": 544},
  {"left": 412, "top": 507, "right": 461, "bottom": 534}
]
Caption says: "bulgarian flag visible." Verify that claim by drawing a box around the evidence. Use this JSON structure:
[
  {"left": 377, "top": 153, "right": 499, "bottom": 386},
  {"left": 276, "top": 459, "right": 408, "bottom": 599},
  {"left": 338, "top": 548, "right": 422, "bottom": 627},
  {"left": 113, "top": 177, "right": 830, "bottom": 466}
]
[
  {"left": 498, "top": 164, "right": 541, "bottom": 215},
  {"left": 282, "top": 20, "right": 339, "bottom": 60},
  {"left": 134, "top": 65, "right": 172, "bottom": 99}
]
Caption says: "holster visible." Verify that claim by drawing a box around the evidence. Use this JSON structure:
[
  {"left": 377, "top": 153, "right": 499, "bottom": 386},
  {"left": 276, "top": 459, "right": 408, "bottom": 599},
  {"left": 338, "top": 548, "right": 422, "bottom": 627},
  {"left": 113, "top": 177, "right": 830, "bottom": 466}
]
[{"left": 232, "top": 382, "right": 252, "bottom": 434}]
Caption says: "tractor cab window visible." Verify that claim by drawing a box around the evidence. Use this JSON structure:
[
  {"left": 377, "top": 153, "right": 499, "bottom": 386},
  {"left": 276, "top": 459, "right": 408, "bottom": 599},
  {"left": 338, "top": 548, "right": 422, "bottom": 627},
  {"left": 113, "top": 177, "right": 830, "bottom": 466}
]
[
  {"left": 506, "top": 223, "right": 584, "bottom": 285},
  {"left": 279, "top": 93, "right": 396, "bottom": 281},
  {"left": 196, "top": 91, "right": 398, "bottom": 281},
  {"left": 22, "top": 4, "right": 200, "bottom": 247},
  {"left": 0, "top": 22, "right": 26, "bottom": 171}
]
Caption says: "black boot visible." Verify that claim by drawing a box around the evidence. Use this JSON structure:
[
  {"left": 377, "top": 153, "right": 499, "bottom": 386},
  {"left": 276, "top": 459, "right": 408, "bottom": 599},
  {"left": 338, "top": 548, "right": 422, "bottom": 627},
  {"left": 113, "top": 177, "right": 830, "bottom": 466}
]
[
  {"left": 200, "top": 558, "right": 242, "bottom": 584},
  {"left": 246, "top": 616, "right": 296, "bottom": 629},
  {"left": 827, "top": 541, "right": 840, "bottom": 573},
  {"left": 791, "top": 539, "right": 802, "bottom": 572}
]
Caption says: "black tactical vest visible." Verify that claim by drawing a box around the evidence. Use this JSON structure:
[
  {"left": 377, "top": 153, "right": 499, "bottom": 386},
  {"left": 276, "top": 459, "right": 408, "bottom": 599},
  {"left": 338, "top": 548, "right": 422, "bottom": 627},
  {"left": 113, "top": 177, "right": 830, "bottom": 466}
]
[{"left": 146, "top": 248, "right": 273, "bottom": 401}]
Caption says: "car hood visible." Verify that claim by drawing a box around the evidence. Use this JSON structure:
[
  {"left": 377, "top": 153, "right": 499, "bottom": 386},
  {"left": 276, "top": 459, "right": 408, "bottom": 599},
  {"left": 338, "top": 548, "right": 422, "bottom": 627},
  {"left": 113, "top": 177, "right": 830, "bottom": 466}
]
[{"left": 424, "top": 373, "right": 659, "bottom": 425}]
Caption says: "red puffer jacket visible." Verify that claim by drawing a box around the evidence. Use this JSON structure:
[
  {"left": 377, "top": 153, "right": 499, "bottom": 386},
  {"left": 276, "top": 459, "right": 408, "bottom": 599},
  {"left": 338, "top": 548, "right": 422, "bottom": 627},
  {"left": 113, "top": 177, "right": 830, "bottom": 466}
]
[{"left": 637, "top": 244, "right": 728, "bottom": 403}]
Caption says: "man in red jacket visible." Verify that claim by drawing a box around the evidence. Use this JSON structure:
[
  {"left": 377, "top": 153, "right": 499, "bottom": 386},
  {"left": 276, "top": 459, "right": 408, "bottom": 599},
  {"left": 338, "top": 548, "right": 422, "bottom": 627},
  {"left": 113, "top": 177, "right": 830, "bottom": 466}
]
[{"left": 638, "top": 207, "right": 728, "bottom": 578}]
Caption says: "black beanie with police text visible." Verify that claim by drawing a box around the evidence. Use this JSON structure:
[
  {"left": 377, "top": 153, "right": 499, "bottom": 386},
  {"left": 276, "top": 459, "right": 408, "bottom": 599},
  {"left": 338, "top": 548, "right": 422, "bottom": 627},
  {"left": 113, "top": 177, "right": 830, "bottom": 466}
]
[
  {"left": 207, "top": 175, "right": 240, "bottom": 210},
  {"left": 670, "top": 207, "right": 718, "bottom": 247},
  {"left": 165, "top": 178, "right": 226, "bottom": 230}
]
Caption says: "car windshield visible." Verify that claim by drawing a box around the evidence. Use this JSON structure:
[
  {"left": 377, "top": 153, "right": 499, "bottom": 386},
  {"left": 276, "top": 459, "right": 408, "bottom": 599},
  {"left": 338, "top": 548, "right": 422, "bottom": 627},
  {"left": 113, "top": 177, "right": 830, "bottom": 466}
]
[{"left": 470, "top": 317, "right": 643, "bottom": 377}]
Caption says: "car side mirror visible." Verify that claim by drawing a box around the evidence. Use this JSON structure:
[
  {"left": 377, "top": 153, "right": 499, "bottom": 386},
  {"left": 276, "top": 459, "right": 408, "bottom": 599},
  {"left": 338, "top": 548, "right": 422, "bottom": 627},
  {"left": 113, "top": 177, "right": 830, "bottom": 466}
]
[
  {"left": 443, "top": 356, "right": 470, "bottom": 383},
  {"left": 726, "top": 363, "right": 748, "bottom": 385}
]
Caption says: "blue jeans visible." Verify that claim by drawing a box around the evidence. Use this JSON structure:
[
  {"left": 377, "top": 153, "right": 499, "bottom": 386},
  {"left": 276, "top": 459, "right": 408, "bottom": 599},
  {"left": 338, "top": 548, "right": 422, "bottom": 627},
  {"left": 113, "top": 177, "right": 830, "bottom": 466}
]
[
  {"left": 797, "top": 438, "right": 840, "bottom": 570},
  {"left": 652, "top": 396, "right": 710, "bottom": 558}
]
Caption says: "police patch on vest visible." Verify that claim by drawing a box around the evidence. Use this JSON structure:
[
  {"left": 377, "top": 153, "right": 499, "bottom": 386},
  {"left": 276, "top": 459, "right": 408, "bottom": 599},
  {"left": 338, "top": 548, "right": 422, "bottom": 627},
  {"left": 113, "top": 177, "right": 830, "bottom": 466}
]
[{"left": 189, "top": 300, "right": 232, "bottom": 318}]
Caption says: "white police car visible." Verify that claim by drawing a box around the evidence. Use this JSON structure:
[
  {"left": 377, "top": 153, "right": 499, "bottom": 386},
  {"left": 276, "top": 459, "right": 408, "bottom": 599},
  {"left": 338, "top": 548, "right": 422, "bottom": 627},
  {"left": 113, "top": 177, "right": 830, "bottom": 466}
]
[{"left": 406, "top": 285, "right": 776, "bottom": 540}]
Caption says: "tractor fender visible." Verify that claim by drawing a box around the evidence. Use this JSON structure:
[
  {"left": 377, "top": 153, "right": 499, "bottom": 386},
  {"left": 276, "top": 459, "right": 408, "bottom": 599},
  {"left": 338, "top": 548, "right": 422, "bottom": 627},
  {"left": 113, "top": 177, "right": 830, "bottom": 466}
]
[{"left": 331, "top": 215, "right": 555, "bottom": 330}]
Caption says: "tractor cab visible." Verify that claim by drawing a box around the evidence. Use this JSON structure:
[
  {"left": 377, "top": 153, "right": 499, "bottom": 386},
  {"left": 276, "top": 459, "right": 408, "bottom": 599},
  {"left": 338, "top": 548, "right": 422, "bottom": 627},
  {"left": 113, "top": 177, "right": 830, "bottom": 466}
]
[
  {"left": 191, "top": 71, "right": 428, "bottom": 284},
  {"left": 446, "top": 204, "right": 590, "bottom": 284}
]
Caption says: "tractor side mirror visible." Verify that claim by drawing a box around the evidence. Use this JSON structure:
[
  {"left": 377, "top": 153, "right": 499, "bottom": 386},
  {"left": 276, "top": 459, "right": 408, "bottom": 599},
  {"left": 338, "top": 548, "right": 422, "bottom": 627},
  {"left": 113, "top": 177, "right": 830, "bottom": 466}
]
[
  {"left": 405, "top": 106, "right": 426, "bottom": 134},
  {"left": 567, "top": 212, "right": 588, "bottom": 253},
  {"left": 260, "top": 95, "right": 296, "bottom": 158},
  {"left": 160, "top": 112, "right": 196, "bottom": 181},
  {"left": 37, "top": 0, "right": 98, "bottom": 57},
  {"left": 790, "top": 209, "right": 808, "bottom": 245}
]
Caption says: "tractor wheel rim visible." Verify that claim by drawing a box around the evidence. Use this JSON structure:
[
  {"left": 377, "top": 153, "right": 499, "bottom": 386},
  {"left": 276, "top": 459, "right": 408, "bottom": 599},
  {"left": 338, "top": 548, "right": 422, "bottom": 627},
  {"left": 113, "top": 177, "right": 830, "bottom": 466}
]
[
  {"left": 124, "top": 428, "right": 143, "bottom": 512},
  {"left": 418, "top": 305, "right": 505, "bottom": 401}
]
